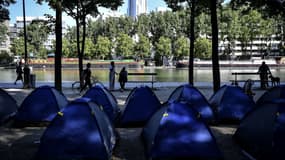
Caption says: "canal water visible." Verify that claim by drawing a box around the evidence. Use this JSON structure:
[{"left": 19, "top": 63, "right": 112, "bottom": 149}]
[{"left": 1, "top": 66, "right": 284, "bottom": 83}]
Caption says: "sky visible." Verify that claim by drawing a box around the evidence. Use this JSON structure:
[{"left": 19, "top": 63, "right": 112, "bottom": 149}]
[{"left": 8, "top": 0, "right": 167, "bottom": 26}]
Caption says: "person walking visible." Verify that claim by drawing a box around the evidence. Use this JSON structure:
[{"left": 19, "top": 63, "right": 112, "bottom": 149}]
[
  {"left": 109, "top": 61, "right": 117, "bottom": 91},
  {"left": 258, "top": 61, "right": 271, "bottom": 89},
  {"left": 118, "top": 67, "right": 128, "bottom": 91},
  {"left": 14, "top": 61, "right": 23, "bottom": 85},
  {"left": 80, "top": 63, "right": 92, "bottom": 92}
]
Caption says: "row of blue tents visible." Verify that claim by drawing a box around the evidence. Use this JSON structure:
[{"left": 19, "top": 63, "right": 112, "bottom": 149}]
[
  {"left": 1, "top": 84, "right": 285, "bottom": 159},
  {"left": 0, "top": 84, "right": 261, "bottom": 127}
]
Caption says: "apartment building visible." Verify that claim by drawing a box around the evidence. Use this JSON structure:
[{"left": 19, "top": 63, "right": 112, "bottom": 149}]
[
  {"left": 219, "top": 37, "right": 282, "bottom": 59},
  {"left": 9, "top": 16, "right": 69, "bottom": 54}
]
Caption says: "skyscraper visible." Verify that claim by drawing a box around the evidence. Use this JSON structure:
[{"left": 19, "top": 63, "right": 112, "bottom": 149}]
[{"left": 128, "top": 0, "right": 147, "bottom": 18}]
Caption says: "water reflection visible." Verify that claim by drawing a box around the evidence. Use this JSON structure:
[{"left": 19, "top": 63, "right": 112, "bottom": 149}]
[{"left": 0, "top": 67, "right": 284, "bottom": 83}]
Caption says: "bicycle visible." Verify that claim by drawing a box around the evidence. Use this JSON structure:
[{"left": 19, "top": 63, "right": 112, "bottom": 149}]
[{"left": 72, "top": 76, "right": 103, "bottom": 93}]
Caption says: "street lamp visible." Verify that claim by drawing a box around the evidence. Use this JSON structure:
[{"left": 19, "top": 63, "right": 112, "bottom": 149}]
[{"left": 22, "top": 0, "right": 30, "bottom": 88}]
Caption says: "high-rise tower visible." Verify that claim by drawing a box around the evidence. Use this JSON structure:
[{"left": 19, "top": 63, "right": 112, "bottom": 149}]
[{"left": 128, "top": 0, "right": 147, "bottom": 18}]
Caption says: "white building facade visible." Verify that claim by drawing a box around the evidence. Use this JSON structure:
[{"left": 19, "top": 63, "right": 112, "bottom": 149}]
[
  {"left": 9, "top": 16, "right": 69, "bottom": 54},
  {"left": 128, "top": 0, "right": 147, "bottom": 18}
]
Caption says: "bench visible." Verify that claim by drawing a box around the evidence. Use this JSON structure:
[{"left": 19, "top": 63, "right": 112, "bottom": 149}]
[
  {"left": 231, "top": 72, "right": 259, "bottom": 86},
  {"left": 230, "top": 72, "right": 272, "bottom": 87},
  {"left": 127, "top": 72, "right": 157, "bottom": 89}
]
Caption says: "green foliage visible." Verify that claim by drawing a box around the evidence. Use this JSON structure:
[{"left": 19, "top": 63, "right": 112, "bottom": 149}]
[
  {"left": 24, "top": 20, "right": 50, "bottom": 56},
  {"left": 149, "top": 11, "right": 171, "bottom": 44},
  {"left": 196, "top": 12, "right": 211, "bottom": 37},
  {"left": 0, "top": 50, "right": 12, "bottom": 64},
  {"left": 154, "top": 36, "right": 171, "bottom": 66},
  {"left": 173, "top": 36, "right": 189, "bottom": 58},
  {"left": 10, "top": 37, "right": 33, "bottom": 57},
  {"left": 0, "top": 0, "right": 16, "bottom": 22},
  {"left": 10, "top": 38, "right": 24, "bottom": 56},
  {"left": 94, "top": 36, "right": 112, "bottom": 59},
  {"left": 194, "top": 37, "right": 211, "bottom": 59},
  {"left": 84, "top": 38, "right": 96, "bottom": 59},
  {"left": 115, "top": 33, "right": 134, "bottom": 58},
  {"left": 35, "top": 1, "right": 285, "bottom": 61},
  {"left": 134, "top": 34, "right": 151, "bottom": 58},
  {"left": 0, "top": 23, "right": 7, "bottom": 43},
  {"left": 62, "top": 38, "right": 77, "bottom": 58},
  {"left": 136, "top": 14, "right": 151, "bottom": 36},
  {"left": 156, "top": 36, "right": 172, "bottom": 56}
]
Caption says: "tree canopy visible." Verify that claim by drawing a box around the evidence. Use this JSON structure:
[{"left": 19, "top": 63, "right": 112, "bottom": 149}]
[{"left": 0, "top": 0, "right": 15, "bottom": 22}]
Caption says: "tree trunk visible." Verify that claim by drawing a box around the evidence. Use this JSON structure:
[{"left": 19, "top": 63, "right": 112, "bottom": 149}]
[
  {"left": 211, "top": 0, "right": 221, "bottom": 92},
  {"left": 76, "top": 6, "right": 83, "bottom": 87},
  {"left": 81, "top": 16, "right": 86, "bottom": 65},
  {"left": 188, "top": 0, "right": 195, "bottom": 85},
  {"left": 55, "top": 0, "right": 62, "bottom": 91}
]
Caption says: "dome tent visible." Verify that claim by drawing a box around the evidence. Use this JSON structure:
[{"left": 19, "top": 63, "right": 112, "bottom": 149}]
[
  {"left": 256, "top": 85, "right": 285, "bottom": 105},
  {"left": 14, "top": 85, "right": 68, "bottom": 125},
  {"left": 168, "top": 84, "right": 215, "bottom": 123},
  {"left": 208, "top": 85, "right": 255, "bottom": 123},
  {"left": 142, "top": 101, "right": 223, "bottom": 160},
  {"left": 0, "top": 88, "right": 18, "bottom": 124},
  {"left": 35, "top": 98, "right": 116, "bottom": 160},
  {"left": 83, "top": 85, "right": 120, "bottom": 123},
  {"left": 119, "top": 86, "right": 161, "bottom": 127},
  {"left": 233, "top": 101, "right": 285, "bottom": 160}
]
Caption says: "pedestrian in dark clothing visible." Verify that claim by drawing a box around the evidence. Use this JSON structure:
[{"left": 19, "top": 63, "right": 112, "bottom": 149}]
[
  {"left": 118, "top": 67, "right": 128, "bottom": 91},
  {"left": 80, "top": 63, "right": 92, "bottom": 92},
  {"left": 258, "top": 61, "right": 271, "bottom": 89},
  {"left": 14, "top": 61, "right": 23, "bottom": 85}
]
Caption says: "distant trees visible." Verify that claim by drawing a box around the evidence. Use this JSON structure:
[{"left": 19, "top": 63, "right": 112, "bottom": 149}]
[
  {"left": 155, "top": 36, "right": 171, "bottom": 66},
  {"left": 10, "top": 20, "right": 51, "bottom": 58},
  {"left": 94, "top": 36, "right": 111, "bottom": 59},
  {"left": 134, "top": 34, "right": 151, "bottom": 59},
  {"left": 57, "top": 5, "right": 284, "bottom": 62},
  {"left": 10, "top": 2, "right": 284, "bottom": 62},
  {"left": 0, "top": 23, "right": 7, "bottom": 43},
  {"left": 115, "top": 33, "right": 134, "bottom": 58},
  {"left": 194, "top": 37, "right": 211, "bottom": 58}
]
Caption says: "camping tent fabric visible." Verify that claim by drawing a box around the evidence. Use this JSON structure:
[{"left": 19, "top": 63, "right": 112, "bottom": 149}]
[
  {"left": 15, "top": 85, "right": 68, "bottom": 123},
  {"left": 256, "top": 85, "right": 285, "bottom": 105},
  {"left": 83, "top": 85, "right": 120, "bottom": 123},
  {"left": 35, "top": 98, "right": 116, "bottom": 160},
  {"left": 233, "top": 101, "right": 285, "bottom": 160},
  {"left": 208, "top": 85, "right": 255, "bottom": 123},
  {"left": 167, "top": 84, "right": 215, "bottom": 123},
  {"left": 0, "top": 88, "right": 18, "bottom": 124},
  {"left": 119, "top": 86, "right": 161, "bottom": 127},
  {"left": 142, "top": 101, "right": 223, "bottom": 160}
]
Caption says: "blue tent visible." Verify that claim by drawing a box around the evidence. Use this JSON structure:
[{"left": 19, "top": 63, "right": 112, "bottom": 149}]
[
  {"left": 119, "top": 86, "right": 161, "bottom": 127},
  {"left": 142, "top": 101, "right": 223, "bottom": 160},
  {"left": 233, "top": 101, "right": 285, "bottom": 160},
  {"left": 256, "top": 85, "right": 285, "bottom": 105},
  {"left": 168, "top": 84, "right": 215, "bottom": 123},
  {"left": 14, "top": 85, "right": 68, "bottom": 123},
  {"left": 83, "top": 85, "right": 120, "bottom": 123},
  {"left": 0, "top": 88, "right": 18, "bottom": 124},
  {"left": 35, "top": 98, "right": 116, "bottom": 160},
  {"left": 208, "top": 85, "right": 255, "bottom": 123}
]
